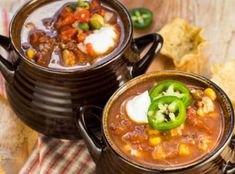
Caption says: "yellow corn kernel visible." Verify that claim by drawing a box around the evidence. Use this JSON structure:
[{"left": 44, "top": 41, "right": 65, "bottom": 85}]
[
  {"left": 179, "top": 143, "right": 190, "bottom": 156},
  {"left": 190, "top": 140, "right": 196, "bottom": 145},
  {"left": 197, "top": 107, "right": 205, "bottom": 117},
  {"left": 204, "top": 88, "right": 217, "bottom": 101},
  {"left": 148, "top": 129, "right": 160, "bottom": 136},
  {"left": 124, "top": 144, "right": 131, "bottom": 152},
  {"left": 149, "top": 137, "right": 162, "bottom": 146},
  {"left": 26, "top": 49, "right": 35, "bottom": 59}
]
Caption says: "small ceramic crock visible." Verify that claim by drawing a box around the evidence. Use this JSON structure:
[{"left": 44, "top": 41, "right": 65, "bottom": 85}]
[
  {"left": 0, "top": 0, "right": 163, "bottom": 139},
  {"left": 77, "top": 71, "right": 235, "bottom": 174}
]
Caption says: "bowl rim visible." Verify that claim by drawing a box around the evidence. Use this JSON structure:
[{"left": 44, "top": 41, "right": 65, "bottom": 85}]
[
  {"left": 102, "top": 70, "right": 234, "bottom": 171},
  {"left": 9, "top": 0, "right": 133, "bottom": 74}
]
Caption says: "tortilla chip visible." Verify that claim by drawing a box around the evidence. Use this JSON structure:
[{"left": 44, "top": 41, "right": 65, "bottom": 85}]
[
  {"left": 211, "top": 60, "right": 235, "bottom": 102},
  {"left": 158, "top": 18, "right": 206, "bottom": 67},
  {"left": 175, "top": 55, "right": 207, "bottom": 74},
  {"left": 0, "top": 165, "right": 4, "bottom": 174},
  {"left": 232, "top": 101, "right": 235, "bottom": 109}
]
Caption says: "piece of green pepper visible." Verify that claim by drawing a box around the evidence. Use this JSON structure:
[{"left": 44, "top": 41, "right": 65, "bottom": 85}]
[
  {"left": 147, "top": 96, "right": 186, "bottom": 131},
  {"left": 90, "top": 14, "right": 104, "bottom": 29},
  {"left": 78, "top": 22, "right": 89, "bottom": 31},
  {"left": 68, "top": 4, "right": 77, "bottom": 12},
  {"left": 149, "top": 80, "right": 191, "bottom": 107},
  {"left": 129, "top": 8, "right": 153, "bottom": 29},
  {"left": 78, "top": 0, "right": 90, "bottom": 9}
]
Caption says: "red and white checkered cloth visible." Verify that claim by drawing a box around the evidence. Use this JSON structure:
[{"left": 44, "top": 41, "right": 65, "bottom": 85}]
[
  {"left": 19, "top": 137, "right": 95, "bottom": 174},
  {"left": 0, "top": 7, "right": 96, "bottom": 174}
]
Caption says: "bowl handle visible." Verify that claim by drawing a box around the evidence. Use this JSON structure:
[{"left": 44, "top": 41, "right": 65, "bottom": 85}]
[
  {"left": 126, "top": 33, "right": 163, "bottom": 78},
  {"left": 76, "top": 105, "right": 104, "bottom": 163},
  {"left": 222, "top": 135, "right": 235, "bottom": 173},
  {"left": 0, "top": 35, "right": 16, "bottom": 83},
  {"left": 223, "top": 161, "right": 235, "bottom": 174}
]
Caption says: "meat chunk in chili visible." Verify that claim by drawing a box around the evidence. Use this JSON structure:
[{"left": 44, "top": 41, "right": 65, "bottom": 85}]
[{"left": 28, "top": 30, "right": 56, "bottom": 66}]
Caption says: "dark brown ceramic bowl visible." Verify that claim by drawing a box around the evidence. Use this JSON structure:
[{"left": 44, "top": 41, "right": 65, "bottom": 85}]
[
  {"left": 0, "top": 0, "right": 163, "bottom": 139},
  {"left": 77, "top": 70, "right": 235, "bottom": 174}
]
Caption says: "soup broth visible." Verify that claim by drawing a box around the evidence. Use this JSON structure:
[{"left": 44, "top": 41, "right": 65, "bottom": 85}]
[
  {"left": 21, "top": 0, "right": 124, "bottom": 69},
  {"left": 107, "top": 79, "right": 224, "bottom": 168}
]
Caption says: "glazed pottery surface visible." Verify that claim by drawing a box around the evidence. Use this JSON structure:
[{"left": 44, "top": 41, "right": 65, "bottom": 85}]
[
  {"left": 0, "top": 0, "right": 163, "bottom": 139},
  {"left": 77, "top": 71, "right": 235, "bottom": 173}
]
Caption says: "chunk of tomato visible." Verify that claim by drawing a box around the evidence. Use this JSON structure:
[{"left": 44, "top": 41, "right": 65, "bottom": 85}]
[
  {"left": 60, "top": 27, "right": 77, "bottom": 41},
  {"left": 55, "top": 7, "right": 75, "bottom": 28},
  {"left": 91, "top": 0, "right": 101, "bottom": 10},
  {"left": 86, "top": 43, "right": 96, "bottom": 57},
  {"left": 74, "top": 9, "right": 90, "bottom": 22}
]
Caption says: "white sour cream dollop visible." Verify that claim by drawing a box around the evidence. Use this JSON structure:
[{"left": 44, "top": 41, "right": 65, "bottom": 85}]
[
  {"left": 126, "top": 91, "right": 151, "bottom": 123},
  {"left": 84, "top": 26, "right": 117, "bottom": 54}
]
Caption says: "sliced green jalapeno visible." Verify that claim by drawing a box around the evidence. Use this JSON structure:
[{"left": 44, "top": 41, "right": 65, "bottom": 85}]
[
  {"left": 129, "top": 8, "right": 153, "bottom": 29},
  {"left": 149, "top": 80, "right": 191, "bottom": 107},
  {"left": 147, "top": 96, "right": 186, "bottom": 131}
]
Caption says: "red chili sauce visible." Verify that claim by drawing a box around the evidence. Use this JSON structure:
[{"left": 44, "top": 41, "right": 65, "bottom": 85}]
[{"left": 107, "top": 79, "right": 224, "bottom": 167}]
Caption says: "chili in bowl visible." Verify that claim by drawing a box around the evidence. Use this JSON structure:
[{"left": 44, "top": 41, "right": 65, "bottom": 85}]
[
  {"left": 21, "top": 0, "right": 124, "bottom": 69},
  {"left": 77, "top": 70, "right": 235, "bottom": 173},
  {"left": 0, "top": 0, "right": 163, "bottom": 138}
]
